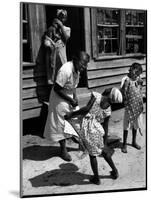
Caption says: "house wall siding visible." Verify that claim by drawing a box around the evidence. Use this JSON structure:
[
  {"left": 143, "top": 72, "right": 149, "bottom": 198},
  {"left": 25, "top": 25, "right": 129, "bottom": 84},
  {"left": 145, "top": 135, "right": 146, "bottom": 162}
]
[{"left": 22, "top": 6, "right": 146, "bottom": 120}]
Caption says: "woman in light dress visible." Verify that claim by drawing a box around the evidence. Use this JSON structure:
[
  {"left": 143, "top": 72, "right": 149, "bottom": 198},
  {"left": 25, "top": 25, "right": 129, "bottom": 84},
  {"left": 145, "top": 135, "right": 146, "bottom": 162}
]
[{"left": 43, "top": 51, "right": 90, "bottom": 161}]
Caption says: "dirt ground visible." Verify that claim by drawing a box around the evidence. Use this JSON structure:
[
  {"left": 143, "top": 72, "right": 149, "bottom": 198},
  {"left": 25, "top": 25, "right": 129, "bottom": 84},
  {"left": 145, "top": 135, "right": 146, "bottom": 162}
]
[{"left": 21, "top": 106, "right": 146, "bottom": 197}]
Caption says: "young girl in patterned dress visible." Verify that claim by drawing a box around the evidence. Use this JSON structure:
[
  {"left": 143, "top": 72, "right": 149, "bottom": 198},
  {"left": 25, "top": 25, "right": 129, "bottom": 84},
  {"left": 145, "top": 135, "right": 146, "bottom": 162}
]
[
  {"left": 121, "top": 63, "right": 144, "bottom": 153},
  {"left": 65, "top": 88, "right": 123, "bottom": 185}
]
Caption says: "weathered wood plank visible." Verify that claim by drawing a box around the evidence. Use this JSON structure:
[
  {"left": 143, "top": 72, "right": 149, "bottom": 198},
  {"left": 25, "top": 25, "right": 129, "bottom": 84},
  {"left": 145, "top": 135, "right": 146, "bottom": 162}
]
[
  {"left": 87, "top": 64, "right": 146, "bottom": 79},
  {"left": 22, "top": 93, "right": 89, "bottom": 111},
  {"left": 22, "top": 86, "right": 50, "bottom": 99},
  {"left": 22, "top": 107, "right": 42, "bottom": 120},
  {"left": 22, "top": 88, "right": 38, "bottom": 99},
  {"left": 22, "top": 83, "right": 146, "bottom": 119},
  {"left": 88, "top": 72, "right": 146, "bottom": 88},
  {"left": 84, "top": 8, "right": 91, "bottom": 57},
  {"left": 119, "top": 10, "right": 126, "bottom": 55},
  {"left": 76, "top": 87, "right": 89, "bottom": 96},
  {"left": 23, "top": 68, "right": 46, "bottom": 78},
  {"left": 22, "top": 62, "right": 36, "bottom": 67},
  {"left": 89, "top": 83, "right": 121, "bottom": 93},
  {"left": 91, "top": 8, "right": 98, "bottom": 58},
  {"left": 78, "top": 85, "right": 146, "bottom": 107},
  {"left": 28, "top": 4, "right": 46, "bottom": 62},
  {"left": 88, "top": 57, "right": 146, "bottom": 70},
  {"left": 22, "top": 77, "right": 47, "bottom": 89},
  {"left": 22, "top": 76, "right": 146, "bottom": 108},
  {"left": 22, "top": 98, "right": 43, "bottom": 110}
]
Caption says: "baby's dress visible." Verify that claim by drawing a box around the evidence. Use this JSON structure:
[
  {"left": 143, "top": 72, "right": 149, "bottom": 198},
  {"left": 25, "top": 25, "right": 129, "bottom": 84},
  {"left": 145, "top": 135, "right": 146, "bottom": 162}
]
[{"left": 69, "top": 92, "right": 110, "bottom": 156}]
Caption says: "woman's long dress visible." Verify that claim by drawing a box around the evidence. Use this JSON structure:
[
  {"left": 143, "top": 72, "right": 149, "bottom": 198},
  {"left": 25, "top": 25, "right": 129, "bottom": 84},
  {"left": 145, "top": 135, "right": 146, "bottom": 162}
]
[{"left": 43, "top": 61, "right": 79, "bottom": 142}]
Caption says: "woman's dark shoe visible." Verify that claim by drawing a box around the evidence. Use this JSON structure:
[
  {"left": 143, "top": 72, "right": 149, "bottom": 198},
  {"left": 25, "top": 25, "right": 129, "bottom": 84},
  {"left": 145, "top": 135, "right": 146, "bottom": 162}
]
[
  {"left": 132, "top": 142, "right": 141, "bottom": 150},
  {"left": 121, "top": 145, "right": 127, "bottom": 153},
  {"left": 110, "top": 170, "right": 119, "bottom": 179},
  {"left": 61, "top": 151, "right": 72, "bottom": 162},
  {"left": 89, "top": 176, "right": 100, "bottom": 185}
]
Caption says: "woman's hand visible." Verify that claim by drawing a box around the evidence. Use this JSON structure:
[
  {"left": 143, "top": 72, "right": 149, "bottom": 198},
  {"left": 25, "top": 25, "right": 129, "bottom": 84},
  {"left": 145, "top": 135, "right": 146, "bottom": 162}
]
[
  {"left": 64, "top": 114, "right": 69, "bottom": 120},
  {"left": 70, "top": 98, "right": 78, "bottom": 108},
  {"left": 74, "top": 96, "right": 78, "bottom": 105},
  {"left": 64, "top": 112, "right": 72, "bottom": 120}
]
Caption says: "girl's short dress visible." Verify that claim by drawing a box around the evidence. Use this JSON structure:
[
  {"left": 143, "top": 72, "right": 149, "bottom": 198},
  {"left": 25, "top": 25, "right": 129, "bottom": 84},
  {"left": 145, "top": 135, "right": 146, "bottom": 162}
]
[
  {"left": 68, "top": 92, "right": 111, "bottom": 156},
  {"left": 121, "top": 76, "right": 144, "bottom": 131}
]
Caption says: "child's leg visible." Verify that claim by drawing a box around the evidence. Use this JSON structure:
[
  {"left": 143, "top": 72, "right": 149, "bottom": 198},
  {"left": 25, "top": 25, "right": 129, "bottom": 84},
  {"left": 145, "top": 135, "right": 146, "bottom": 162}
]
[
  {"left": 132, "top": 128, "right": 141, "bottom": 150},
  {"left": 122, "top": 110, "right": 129, "bottom": 153},
  {"left": 121, "top": 130, "right": 128, "bottom": 153},
  {"left": 102, "top": 116, "right": 110, "bottom": 145},
  {"left": 102, "top": 150, "right": 119, "bottom": 179},
  {"left": 89, "top": 155, "right": 100, "bottom": 185}
]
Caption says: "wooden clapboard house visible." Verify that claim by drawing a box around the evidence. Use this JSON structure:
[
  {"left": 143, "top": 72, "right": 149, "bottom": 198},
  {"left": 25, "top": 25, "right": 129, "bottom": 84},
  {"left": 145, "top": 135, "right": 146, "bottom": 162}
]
[{"left": 21, "top": 3, "right": 147, "bottom": 120}]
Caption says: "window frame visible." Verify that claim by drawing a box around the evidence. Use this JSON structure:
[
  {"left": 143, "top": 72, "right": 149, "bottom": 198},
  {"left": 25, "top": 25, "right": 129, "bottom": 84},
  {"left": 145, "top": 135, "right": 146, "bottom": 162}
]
[{"left": 91, "top": 8, "right": 146, "bottom": 60}]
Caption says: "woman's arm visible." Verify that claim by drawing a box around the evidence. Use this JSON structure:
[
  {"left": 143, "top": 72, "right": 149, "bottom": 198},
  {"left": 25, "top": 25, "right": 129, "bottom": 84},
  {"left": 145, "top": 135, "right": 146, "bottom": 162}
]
[
  {"left": 54, "top": 18, "right": 70, "bottom": 43},
  {"left": 65, "top": 93, "right": 96, "bottom": 119},
  {"left": 60, "top": 25, "right": 70, "bottom": 43},
  {"left": 102, "top": 116, "right": 110, "bottom": 145},
  {"left": 121, "top": 78, "right": 129, "bottom": 103},
  {"left": 73, "top": 88, "right": 78, "bottom": 105},
  {"left": 54, "top": 83, "right": 78, "bottom": 107}
]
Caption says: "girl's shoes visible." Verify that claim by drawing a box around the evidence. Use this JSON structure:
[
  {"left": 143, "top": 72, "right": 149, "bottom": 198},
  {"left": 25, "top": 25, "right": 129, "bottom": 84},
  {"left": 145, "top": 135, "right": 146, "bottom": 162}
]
[
  {"left": 122, "top": 143, "right": 141, "bottom": 153},
  {"left": 110, "top": 170, "right": 119, "bottom": 179},
  {"left": 89, "top": 176, "right": 100, "bottom": 185},
  {"left": 89, "top": 170, "right": 118, "bottom": 185},
  {"left": 121, "top": 145, "right": 127, "bottom": 153},
  {"left": 132, "top": 142, "right": 141, "bottom": 150}
]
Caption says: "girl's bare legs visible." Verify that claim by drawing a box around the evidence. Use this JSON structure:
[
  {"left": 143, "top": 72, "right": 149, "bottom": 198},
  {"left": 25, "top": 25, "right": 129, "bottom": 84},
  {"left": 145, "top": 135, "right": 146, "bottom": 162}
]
[
  {"left": 102, "top": 116, "right": 110, "bottom": 145},
  {"left": 132, "top": 128, "right": 141, "bottom": 150},
  {"left": 59, "top": 139, "right": 72, "bottom": 161},
  {"left": 89, "top": 155, "right": 100, "bottom": 185},
  {"left": 102, "top": 150, "right": 119, "bottom": 179},
  {"left": 121, "top": 130, "right": 128, "bottom": 153}
]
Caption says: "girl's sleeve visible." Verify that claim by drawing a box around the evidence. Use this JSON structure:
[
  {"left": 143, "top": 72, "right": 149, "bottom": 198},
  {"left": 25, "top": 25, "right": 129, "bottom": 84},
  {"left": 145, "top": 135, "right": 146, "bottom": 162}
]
[{"left": 121, "top": 76, "right": 128, "bottom": 89}]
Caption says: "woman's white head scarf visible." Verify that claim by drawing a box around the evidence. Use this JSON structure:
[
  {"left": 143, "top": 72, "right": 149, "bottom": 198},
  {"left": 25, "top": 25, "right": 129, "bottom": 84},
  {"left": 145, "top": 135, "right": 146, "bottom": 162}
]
[{"left": 110, "top": 87, "right": 123, "bottom": 103}]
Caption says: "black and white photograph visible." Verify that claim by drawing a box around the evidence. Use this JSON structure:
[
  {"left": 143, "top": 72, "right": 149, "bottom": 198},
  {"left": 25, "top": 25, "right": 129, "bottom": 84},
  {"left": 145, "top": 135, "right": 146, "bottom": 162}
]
[{"left": 20, "top": 1, "right": 147, "bottom": 198}]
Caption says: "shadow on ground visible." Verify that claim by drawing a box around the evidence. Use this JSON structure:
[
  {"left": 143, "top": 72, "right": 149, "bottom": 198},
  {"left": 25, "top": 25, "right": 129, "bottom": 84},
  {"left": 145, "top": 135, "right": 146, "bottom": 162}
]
[
  {"left": 29, "top": 163, "right": 112, "bottom": 188},
  {"left": 23, "top": 145, "right": 78, "bottom": 161}
]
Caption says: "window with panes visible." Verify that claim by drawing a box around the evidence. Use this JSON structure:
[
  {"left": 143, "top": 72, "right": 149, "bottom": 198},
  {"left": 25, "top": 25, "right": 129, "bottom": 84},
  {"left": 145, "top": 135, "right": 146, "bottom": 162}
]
[{"left": 91, "top": 8, "right": 146, "bottom": 58}]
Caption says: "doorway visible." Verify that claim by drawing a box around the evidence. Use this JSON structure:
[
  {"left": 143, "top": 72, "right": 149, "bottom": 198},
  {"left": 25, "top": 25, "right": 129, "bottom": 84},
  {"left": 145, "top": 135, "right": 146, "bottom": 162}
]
[{"left": 45, "top": 5, "right": 87, "bottom": 87}]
